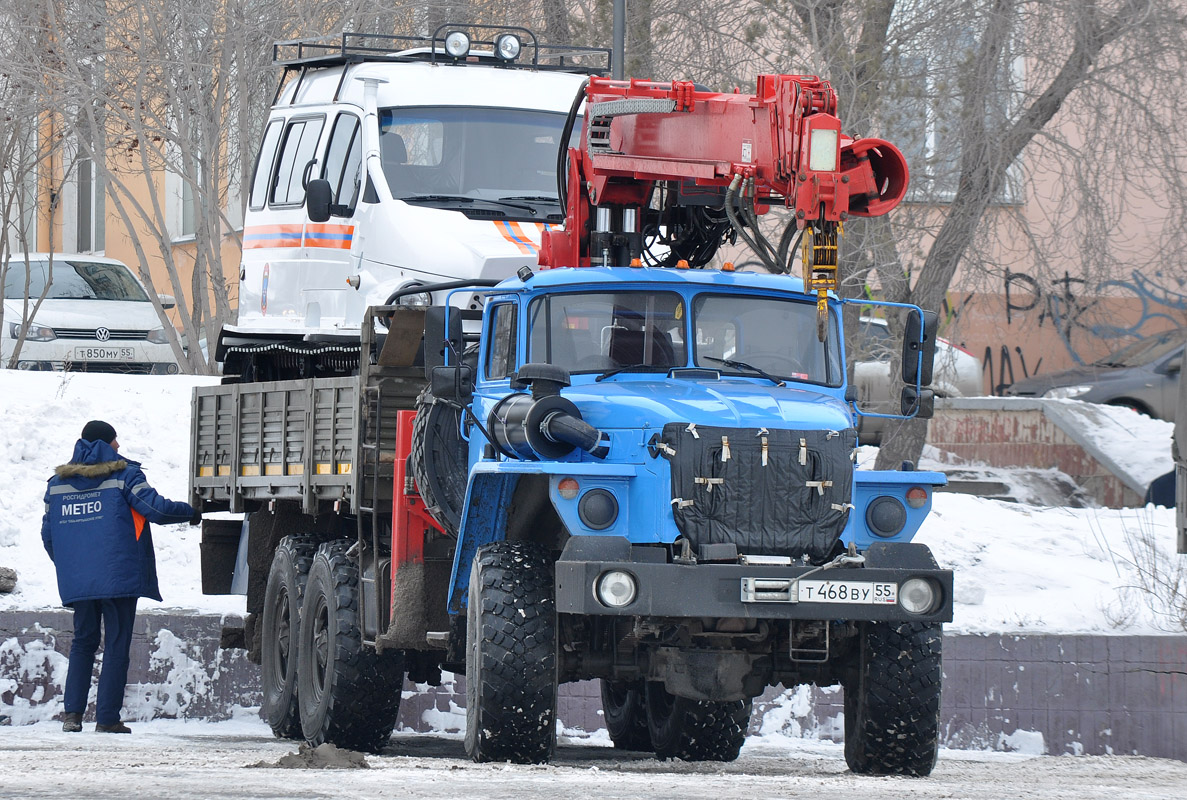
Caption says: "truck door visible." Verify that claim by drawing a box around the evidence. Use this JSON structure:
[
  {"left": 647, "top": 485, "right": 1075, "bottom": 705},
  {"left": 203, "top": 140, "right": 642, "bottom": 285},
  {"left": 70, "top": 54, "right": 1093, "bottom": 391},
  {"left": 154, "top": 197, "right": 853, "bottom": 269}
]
[{"left": 242, "top": 114, "right": 327, "bottom": 329}]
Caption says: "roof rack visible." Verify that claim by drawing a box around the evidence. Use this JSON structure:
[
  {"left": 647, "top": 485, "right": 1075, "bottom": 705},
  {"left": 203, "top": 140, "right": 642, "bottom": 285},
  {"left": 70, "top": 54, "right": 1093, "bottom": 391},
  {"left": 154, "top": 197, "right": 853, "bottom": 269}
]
[{"left": 272, "top": 24, "right": 612, "bottom": 76}]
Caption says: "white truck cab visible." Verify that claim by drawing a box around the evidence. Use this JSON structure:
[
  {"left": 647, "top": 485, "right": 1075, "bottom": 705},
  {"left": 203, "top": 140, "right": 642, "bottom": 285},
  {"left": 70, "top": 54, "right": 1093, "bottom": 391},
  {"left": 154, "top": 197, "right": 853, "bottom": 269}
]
[{"left": 220, "top": 26, "right": 609, "bottom": 380}]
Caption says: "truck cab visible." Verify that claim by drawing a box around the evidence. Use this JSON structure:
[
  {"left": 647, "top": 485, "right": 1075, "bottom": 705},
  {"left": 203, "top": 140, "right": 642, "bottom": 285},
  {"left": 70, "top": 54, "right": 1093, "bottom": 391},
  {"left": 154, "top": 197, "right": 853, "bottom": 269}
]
[{"left": 220, "top": 27, "right": 609, "bottom": 380}]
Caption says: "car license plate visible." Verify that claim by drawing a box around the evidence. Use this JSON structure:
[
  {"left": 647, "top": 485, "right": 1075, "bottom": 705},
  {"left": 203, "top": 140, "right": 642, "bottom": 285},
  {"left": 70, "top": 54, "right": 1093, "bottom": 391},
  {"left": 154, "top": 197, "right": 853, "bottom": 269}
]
[
  {"left": 75, "top": 347, "right": 134, "bottom": 361},
  {"left": 797, "top": 580, "right": 897, "bottom": 604}
]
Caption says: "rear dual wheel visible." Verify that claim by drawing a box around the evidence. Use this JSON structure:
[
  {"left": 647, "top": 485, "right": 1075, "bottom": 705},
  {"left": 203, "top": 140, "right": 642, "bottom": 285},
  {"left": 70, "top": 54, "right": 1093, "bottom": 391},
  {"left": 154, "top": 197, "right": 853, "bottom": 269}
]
[
  {"left": 297, "top": 539, "right": 406, "bottom": 754},
  {"left": 644, "top": 682, "right": 751, "bottom": 762},
  {"left": 260, "top": 535, "right": 319, "bottom": 739}
]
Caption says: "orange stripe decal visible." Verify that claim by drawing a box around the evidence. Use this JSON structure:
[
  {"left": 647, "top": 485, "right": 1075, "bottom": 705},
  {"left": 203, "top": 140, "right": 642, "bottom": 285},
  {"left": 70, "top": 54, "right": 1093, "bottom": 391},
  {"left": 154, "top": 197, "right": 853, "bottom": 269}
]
[{"left": 496, "top": 220, "right": 535, "bottom": 255}]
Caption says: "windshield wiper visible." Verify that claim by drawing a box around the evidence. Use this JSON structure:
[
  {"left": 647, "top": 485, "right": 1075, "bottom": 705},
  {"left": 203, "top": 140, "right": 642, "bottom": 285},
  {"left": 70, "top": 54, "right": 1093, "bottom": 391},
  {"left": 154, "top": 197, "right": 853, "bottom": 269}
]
[
  {"left": 499, "top": 195, "right": 560, "bottom": 203},
  {"left": 595, "top": 363, "right": 667, "bottom": 382},
  {"left": 704, "top": 356, "right": 786, "bottom": 387},
  {"left": 402, "top": 194, "right": 539, "bottom": 216}
]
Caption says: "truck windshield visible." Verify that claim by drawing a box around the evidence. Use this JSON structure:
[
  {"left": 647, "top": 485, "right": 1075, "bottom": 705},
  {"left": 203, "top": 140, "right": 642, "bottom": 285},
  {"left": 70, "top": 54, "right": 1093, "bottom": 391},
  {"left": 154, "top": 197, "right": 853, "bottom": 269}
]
[
  {"left": 693, "top": 294, "right": 843, "bottom": 387},
  {"left": 528, "top": 291, "right": 687, "bottom": 373},
  {"left": 2, "top": 259, "right": 149, "bottom": 302},
  {"left": 378, "top": 106, "right": 572, "bottom": 217}
]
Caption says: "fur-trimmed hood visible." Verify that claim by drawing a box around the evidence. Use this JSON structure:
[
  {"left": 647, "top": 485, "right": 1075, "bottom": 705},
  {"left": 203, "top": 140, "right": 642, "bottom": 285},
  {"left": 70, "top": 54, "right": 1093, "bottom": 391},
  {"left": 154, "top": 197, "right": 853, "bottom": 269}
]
[
  {"left": 53, "top": 438, "right": 136, "bottom": 480},
  {"left": 55, "top": 459, "right": 128, "bottom": 479}
]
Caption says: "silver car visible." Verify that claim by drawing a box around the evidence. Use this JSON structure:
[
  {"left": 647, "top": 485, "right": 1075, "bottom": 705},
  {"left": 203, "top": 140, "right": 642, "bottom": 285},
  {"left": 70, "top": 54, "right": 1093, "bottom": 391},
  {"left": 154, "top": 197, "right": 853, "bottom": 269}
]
[
  {"left": 1005, "top": 329, "right": 1185, "bottom": 420},
  {"left": 852, "top": 317, "right": 984, "bottom": 444},
  {"left": 2, "top": 253, "right": 180, "bottom": 374}
]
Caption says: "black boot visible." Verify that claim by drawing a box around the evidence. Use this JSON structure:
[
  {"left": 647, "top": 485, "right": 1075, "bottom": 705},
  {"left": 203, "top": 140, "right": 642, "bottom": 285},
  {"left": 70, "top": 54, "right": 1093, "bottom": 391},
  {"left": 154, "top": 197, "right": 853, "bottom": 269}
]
[
  {"left": 95, "top": 721, "right": 132, "bottom": 734},
  {"left": 61, "top": 712, "right": 83, "bottom": 733}
]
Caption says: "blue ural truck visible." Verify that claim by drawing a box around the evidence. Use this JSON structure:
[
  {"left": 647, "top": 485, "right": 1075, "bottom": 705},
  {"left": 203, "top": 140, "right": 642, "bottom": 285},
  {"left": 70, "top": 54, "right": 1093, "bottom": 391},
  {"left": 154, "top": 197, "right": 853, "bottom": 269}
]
[{"left": 192, "top": 26, "right": 951, "bottom": 778}]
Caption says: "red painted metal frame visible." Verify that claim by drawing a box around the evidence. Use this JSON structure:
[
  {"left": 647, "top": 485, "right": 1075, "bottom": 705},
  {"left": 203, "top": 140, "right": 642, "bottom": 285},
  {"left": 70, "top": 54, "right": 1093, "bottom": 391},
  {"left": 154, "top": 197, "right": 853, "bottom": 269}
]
[
  {"left": 539, "top": 74, "right": 909, "bottom": 270},
  {"left": 391, "top": 410, "right": 446, "bottom": 572}
]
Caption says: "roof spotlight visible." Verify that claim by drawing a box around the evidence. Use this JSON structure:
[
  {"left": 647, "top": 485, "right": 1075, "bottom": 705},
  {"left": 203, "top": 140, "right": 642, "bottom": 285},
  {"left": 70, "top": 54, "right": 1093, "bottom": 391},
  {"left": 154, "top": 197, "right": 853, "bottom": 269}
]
[
  {"left": 495, "top": 33, "right": 522, "bottom": 62},
  {"left": 444, "top": 31, "right": 471, "bottom": 59}
]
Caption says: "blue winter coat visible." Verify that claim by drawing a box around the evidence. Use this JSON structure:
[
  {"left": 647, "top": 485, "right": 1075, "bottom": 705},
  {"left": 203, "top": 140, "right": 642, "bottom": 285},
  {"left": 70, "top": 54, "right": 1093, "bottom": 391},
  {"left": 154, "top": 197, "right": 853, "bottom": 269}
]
[{"left": 41, "top": 439, "right": 195, "bottom": 605}]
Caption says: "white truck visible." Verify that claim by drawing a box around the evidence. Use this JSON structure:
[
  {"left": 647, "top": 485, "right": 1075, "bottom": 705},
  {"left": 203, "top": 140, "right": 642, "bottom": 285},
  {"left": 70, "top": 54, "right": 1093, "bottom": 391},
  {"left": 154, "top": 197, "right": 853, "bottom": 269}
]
[{"left": 219, "top": 26, "right": 610, "bottom": 382}]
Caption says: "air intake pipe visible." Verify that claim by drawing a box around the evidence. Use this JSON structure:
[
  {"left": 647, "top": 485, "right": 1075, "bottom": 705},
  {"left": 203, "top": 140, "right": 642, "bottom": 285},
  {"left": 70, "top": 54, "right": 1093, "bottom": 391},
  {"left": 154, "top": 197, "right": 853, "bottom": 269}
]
[{"left": 489, "top": 364, "right": 609, "bottom": 460}]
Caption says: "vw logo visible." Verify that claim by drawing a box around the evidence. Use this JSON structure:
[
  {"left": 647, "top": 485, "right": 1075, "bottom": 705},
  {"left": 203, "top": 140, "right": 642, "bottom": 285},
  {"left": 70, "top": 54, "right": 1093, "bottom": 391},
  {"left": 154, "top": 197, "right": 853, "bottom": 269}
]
[{"left": 95, "top": 327, "right": 111, "bottom": 342}]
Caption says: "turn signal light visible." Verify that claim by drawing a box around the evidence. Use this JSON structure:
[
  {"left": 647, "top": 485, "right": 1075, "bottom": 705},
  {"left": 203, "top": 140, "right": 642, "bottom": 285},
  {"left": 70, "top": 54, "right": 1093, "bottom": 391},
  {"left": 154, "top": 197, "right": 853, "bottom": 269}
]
[{"left": 906, "top": 487, "right": 928, "bottom": 509}]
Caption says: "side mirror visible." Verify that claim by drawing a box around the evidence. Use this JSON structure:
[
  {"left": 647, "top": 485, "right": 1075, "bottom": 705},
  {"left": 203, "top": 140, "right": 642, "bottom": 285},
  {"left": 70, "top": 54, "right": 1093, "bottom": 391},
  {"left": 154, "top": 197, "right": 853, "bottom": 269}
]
[
  {"left": 306, "top": 178, "right": 333, "bottom": 223},
  {"left": 430, "top": 364, "right": 474, "bottom": 402},
  {"left": 158, "top": 293, "right": 176, "bottom": 310},
  {"left": 902, "top": 309, "right": 939, "bottom": 386},
  {"left": 1167, "top": 356, "right": 1182, "bottom": 375},
  {"left": 901, "top": 386, "right": 935, "bottom": 419},
  {"left": 423, "top": 306, "right": 464, "bottom": 377}
]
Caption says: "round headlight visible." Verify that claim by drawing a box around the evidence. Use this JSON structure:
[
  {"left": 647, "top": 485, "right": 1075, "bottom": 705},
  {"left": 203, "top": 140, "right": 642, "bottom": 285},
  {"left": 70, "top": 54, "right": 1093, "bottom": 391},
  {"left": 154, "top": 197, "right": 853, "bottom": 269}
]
[
  {"left": 495, "top": 33, "right": 521, "bottom": 61},
  {"left": 899, "top": 578, "right": 937, "bottom": 614},
  {"left": 866, "top": 496, "right": 906, "bottom": 538},
  {"left": 596, "top": 570, "right": 637, "bottom": 608},
  {"left": 444, "top": 31, "right": 471, "bottom": 58},
  {"left": 397, "top": 291, "right": 432, "bottom": 308},
  {"left": 578, "top": 489, "right": 619, "bottom": 530}
]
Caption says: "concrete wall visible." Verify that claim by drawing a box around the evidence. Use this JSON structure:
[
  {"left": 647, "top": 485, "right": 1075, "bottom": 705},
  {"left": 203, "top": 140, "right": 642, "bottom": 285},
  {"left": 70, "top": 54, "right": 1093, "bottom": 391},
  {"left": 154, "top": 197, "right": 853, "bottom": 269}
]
[
  {"left": 928, "top": 398, "right": 1150, "bottom": 507},
  {"left": 3, "top": 612, "right": 1184, "bottom": 762}
]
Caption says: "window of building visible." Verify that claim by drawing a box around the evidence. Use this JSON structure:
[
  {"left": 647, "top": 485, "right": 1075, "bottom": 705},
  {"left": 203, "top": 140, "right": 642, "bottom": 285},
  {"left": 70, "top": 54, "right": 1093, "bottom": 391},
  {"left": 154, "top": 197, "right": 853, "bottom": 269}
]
[{"left": 75, "top": 156, "right": 105, "bottom": 253}]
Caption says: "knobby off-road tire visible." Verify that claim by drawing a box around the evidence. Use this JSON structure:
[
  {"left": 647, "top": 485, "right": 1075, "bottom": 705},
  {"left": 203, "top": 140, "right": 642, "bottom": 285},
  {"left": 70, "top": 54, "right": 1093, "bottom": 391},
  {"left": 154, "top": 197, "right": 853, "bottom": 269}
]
[
  {"left": 600, "top": 679, "right": 653, "bottom": 751},
  {"left": 297, "top": 539, "right": 406, "bottom": 754},
  {"left": 843, "top": 621, "right": 943, "bottom": 777},
  {"left": 644, "top": 681, "right": 752, "bottom": 762},
  {"left": 464, "top": 541, "right": 558, "bottom": 764},
  {"left": 260, "top": 534, "right": 320, "bottom": 739}
]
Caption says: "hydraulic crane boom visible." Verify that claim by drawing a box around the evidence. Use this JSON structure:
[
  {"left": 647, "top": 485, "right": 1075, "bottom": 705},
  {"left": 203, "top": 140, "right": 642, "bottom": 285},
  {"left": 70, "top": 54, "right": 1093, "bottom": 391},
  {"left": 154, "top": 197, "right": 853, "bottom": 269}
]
[{"left": 539, "top": 75, "right": 910, "bottom": 336}]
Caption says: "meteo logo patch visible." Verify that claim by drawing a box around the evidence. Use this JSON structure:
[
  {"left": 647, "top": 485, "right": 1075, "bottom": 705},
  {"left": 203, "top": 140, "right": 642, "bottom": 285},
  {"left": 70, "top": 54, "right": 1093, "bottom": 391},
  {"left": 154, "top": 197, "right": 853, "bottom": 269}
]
[{"left": 61, "top": 500, "right": 102, "bottom": 516}]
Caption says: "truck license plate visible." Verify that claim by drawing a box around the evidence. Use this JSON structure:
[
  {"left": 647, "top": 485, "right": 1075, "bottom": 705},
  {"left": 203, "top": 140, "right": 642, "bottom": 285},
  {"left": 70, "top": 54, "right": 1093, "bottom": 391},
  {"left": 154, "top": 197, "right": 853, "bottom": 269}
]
[
  {"left": 75, "top": 347, "right": 134, "bottom": 361},
  {"left": 798, "top": 580, "right": 897, "bottom": 604}
]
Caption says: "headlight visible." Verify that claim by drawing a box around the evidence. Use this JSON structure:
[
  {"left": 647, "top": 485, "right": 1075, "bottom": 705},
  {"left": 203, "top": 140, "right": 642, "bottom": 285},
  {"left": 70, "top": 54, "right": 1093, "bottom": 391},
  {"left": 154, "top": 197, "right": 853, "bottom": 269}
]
[
  {"left": 397, "top": 291, "right": 432, "bottom": 308},
  {"left": 899, "top": 578, "right": 937, "bottom": 614},
  {"left": 9, "top": 322, "right": 56, "bottom": 342},
  {"left": 596, "top": 570, "right": 637, "bottom": 608},
  {"left": 866, "top": 496, "right": 906, "bottom": 538},
  {"left": 146, "top": 328, "right": 171, "bottom": 344},
  {"left": 578, "top": 489, "right": 619, "bottom": 530},
  {"left": 495, "top": 33, "right": 521, "bottom": 61},
  {"left": 444, "top": 31, "right": 471, "bottom": 58},
  {"left": 1044, "top": 384, "right": 1092, "bottom": 399}
]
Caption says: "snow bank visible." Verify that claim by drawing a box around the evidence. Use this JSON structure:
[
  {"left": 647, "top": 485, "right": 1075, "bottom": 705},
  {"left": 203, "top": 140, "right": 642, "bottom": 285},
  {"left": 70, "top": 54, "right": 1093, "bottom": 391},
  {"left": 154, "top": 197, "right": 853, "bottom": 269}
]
[{"left": 3, "top": 371, "right": 1184, "bottom": 636}]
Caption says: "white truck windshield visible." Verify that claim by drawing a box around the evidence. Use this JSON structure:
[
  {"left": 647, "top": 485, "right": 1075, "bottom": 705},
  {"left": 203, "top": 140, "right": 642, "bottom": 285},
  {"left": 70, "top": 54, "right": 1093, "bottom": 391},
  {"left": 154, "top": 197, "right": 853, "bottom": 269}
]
[{"left": 379, "top": 106, "right": 572, "bottom": 218}]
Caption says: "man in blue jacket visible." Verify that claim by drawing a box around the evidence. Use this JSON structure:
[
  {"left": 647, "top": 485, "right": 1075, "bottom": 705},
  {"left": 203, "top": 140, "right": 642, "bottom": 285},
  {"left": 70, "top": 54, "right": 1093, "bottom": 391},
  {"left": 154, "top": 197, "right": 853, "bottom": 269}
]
[{"left": 42, "top": 420, "right": 200, "bottom": 734}]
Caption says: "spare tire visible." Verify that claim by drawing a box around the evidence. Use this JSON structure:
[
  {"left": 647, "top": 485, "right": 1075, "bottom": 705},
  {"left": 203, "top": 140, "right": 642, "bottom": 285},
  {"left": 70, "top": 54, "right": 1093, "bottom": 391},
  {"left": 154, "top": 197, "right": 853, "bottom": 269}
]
[{"left": 411, "top": 345, "right": 477, "bottom": 535}]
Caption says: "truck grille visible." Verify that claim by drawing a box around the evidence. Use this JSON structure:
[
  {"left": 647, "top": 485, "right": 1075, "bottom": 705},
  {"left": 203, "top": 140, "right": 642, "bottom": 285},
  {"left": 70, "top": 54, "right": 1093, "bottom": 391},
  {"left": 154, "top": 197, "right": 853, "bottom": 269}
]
[
  {"left": 55, "top": 328, "right": 149, "bottom": 340},
  {"left": 656, "top": 423, "right": 857, "bottom": 564}
]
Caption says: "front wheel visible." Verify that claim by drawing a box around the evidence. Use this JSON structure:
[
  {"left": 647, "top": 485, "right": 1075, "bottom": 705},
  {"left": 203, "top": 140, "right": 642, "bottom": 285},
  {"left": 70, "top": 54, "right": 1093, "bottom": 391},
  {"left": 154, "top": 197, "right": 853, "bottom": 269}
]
[
  {"left": 843, "top": 621, "right": 943, "bottom": 777},
  {"left": 464, "top": 541, "right": 557, "bottom": 764},
  {"left": 644, "top": 681, "right": 751, "bottom": 762},
  {"left": 297, "top": 539, "right": 405, "bottom": 753}
]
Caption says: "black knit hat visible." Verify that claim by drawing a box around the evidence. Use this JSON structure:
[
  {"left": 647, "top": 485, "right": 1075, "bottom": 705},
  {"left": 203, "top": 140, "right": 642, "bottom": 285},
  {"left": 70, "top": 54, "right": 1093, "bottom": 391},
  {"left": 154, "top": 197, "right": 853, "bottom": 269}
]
[{"left": 81, "top": 420, "right": 117, "bottom": 445}]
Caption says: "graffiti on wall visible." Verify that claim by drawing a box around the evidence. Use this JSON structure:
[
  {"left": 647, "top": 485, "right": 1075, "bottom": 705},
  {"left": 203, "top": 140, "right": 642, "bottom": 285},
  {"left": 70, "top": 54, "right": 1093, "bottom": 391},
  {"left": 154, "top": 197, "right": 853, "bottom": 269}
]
[{"left": 945, "top": 269, "right": 1187, "bottom": 395}]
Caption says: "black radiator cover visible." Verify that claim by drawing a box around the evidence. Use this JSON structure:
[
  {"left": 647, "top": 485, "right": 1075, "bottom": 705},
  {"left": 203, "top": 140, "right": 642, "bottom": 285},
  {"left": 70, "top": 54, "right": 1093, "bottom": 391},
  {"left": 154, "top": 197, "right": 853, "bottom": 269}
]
[{"left": 658, "top": 423, "right": 857, "bottom": 563}]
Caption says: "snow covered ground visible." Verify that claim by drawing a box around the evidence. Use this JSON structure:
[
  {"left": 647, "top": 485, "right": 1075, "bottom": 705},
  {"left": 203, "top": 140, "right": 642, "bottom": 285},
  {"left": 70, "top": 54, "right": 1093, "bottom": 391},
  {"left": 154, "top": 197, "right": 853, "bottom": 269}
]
[
  {"left": 3, "top": 371, "right": 1187, "bottom": 794},
  {"left": 2, "top": 716, "right": 1187, "bottom": 800},
  {"left": 3, "top": 370, "right": 1183, "bottom": 634}
]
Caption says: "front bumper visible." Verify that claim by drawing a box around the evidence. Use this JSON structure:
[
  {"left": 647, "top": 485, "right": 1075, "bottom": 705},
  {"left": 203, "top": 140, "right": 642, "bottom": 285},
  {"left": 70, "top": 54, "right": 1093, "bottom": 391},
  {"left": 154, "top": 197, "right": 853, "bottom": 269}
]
[{"left": 555, "top": 538, "right": 953, "bottom": 625}]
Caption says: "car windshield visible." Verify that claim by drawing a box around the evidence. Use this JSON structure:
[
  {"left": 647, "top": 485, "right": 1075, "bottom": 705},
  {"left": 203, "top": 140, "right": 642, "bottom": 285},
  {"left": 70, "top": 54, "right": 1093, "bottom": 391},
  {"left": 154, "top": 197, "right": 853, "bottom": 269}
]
[
  {"left": 1093, "top": 330, "right": 1186, "bottom": 367},
  {"left": 693, "top": 294, "right": 843, "bottom": 386},
  {"left": 2, "top": 259, "right": 149, "bottom": 302},
  {"left": 528, "top": 291, "right": 687, "bottom": 374},
  {"left": 378, "top": 106, "right": 573, "bottom": 214}
]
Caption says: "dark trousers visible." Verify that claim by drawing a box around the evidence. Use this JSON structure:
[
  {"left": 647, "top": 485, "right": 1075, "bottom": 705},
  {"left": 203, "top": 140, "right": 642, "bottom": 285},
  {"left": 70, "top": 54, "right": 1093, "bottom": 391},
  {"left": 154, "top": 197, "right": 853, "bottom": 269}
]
[{"left": 65, "top": 597, "right": 138, "bottom": 725}]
